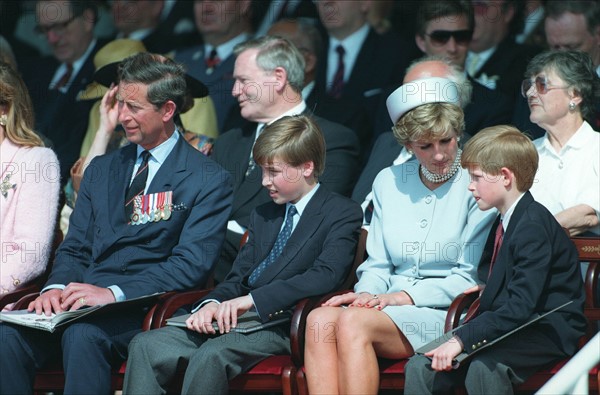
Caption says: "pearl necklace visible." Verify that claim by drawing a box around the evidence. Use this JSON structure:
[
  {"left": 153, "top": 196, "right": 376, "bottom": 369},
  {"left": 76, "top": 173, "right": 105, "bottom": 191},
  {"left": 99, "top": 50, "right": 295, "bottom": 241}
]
[{"left": 420, "top": 149, "right": 462, "bottom": 184}]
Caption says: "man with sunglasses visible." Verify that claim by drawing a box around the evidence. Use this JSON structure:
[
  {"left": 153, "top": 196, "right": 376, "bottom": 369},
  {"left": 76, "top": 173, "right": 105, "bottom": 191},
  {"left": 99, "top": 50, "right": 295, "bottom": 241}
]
[
  {"left": 21, "top": 0, "right": 106, "bottom": 185},
  {"left": 372, "top": 1, "right": 513, "bottom": 143}
]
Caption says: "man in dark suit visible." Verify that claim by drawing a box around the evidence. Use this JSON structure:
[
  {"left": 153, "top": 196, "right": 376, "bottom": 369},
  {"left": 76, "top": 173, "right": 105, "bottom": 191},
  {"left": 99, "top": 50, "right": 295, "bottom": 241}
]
[
  {"left": 405, "top": 126, "right": 586, "bottom": 394},
  {"left": 371, "top": 1, "right": 514, "bottom": 150},
  {"left": 175, "top": 0, "right": 253, "bottom": 134},
  {"left": 466, "top": 0, "right": 541, "bottom": 99},
  {"left": 211, "top": 36, "right": 360, "bottom": 282},
  {"left": 312, "top": 0, "right": 419, "bottom": 149},
  {"left": 21, "top": 1, "right": 107, "bottom": 183},
  {"left": 0, "top": 53, "right": 233, "bottom": 395},
  {"left": 123, "top": 115, "right": 363, "bottom": 394}
]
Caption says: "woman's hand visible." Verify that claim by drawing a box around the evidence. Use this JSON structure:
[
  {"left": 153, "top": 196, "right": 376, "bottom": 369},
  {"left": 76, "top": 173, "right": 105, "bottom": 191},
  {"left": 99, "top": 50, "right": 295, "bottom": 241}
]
[
  {"left": 349, "top": 291, "right": 414, "bottom": 309},
  {"left": 321, "top": 292, "right": 360, "bottom": 307},
  {"left": 425, "top": 336, "right": 463, "bottom": 371}
]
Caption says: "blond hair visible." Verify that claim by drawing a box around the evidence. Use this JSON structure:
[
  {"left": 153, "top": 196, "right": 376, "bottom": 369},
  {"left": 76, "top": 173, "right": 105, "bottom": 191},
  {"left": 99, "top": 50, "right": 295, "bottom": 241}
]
[
  {"left": 0, "top": 62, "right": 43, "bottom": 147},
  {"left": 461, "top": 125, "right": 538, "bottom": 191},
  {"left": 392, "top": 102, "right": 464, "bottom": 145},
  {"left": 253, "top": 115, "right": 325, "bottom": 178}
]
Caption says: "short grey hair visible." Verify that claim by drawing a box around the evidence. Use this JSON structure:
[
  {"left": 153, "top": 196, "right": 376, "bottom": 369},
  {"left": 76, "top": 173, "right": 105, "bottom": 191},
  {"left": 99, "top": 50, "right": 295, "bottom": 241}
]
[
  {"left": 405, "top": 55, "right": 473, "bottom": 108},
  {"left": 234, "top": 36, "right": 305, "bottom": 93},
  {"left": 525, "top": 50, "right": 600, "bottom": 123}
]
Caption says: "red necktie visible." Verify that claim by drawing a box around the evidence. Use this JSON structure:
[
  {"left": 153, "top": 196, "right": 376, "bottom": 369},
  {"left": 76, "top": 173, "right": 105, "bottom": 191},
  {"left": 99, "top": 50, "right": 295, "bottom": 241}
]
[
  {"left": 462, "top": 220, "right": 504, "bottom": 324},
  {"left": 54, "top": 64, "right": 73, "bottom": 90},
  {"left": 488, "top": 221, "right": 504, "bottom": 278},
  {"left": 329, "top": 45, "right": 345, "bottom": 99},
  {"left": 205, "top": 48, "right": 221, "bottom": 74}
]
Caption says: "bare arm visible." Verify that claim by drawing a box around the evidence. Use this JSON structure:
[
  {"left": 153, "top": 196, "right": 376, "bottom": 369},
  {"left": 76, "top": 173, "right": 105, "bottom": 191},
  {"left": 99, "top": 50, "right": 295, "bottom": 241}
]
[{"left": 555, "top": 204, "right": 599, "bottom": 236}]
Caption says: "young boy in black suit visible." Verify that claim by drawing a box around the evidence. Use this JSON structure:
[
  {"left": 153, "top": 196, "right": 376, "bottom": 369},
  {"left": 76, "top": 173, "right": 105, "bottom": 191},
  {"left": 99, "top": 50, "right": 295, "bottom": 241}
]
[
  {"left": 405, "top": 125, "right": 586, "bottom": 395},
  {"left": 123, "top": 115, "right": 363, "bottom": 394}
]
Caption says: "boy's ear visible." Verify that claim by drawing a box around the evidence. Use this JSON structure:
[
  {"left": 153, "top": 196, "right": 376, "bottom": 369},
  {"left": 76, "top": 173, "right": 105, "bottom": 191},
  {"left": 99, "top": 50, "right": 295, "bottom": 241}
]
[
  {"left": 302, "top": 161, "right": 315, "bottom": 177},
  {"left": 500, "top": 167, "right": 514, "bottom": 187}
]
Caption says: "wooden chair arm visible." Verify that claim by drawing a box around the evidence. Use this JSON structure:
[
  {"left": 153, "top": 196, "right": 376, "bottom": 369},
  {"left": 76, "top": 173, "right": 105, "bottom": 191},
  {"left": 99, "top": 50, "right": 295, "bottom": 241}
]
[
  {"left": 150, "top": 289, "right": 214, "bottom": 329},
  {"left": 0, "top": 284, "right": 41, "bottom": 310},
  {"left": 444, "top": 292, "right": 480, "bottom": 332},
  {"left": 11, "top": 292, "right": 39, "bottom": 310},
  {"left": 290, "top": 296, "right": 323, "bottom": 368}
]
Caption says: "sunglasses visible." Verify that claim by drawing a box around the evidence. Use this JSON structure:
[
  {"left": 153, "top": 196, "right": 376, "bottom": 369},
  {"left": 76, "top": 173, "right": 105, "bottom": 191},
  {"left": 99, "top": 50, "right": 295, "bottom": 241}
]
[
  {"left": 520, "top": 77, "right": 570, "bottom": 98},
  {"left": 426, "top": 30, "right": 473, "bottom": 46}
]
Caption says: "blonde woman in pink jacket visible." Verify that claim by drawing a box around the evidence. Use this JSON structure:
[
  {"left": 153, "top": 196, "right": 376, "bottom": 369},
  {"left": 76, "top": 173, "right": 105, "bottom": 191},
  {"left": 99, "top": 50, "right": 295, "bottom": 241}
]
[{"left": 0, "top": 62, "right": 60, "bottom": 297}]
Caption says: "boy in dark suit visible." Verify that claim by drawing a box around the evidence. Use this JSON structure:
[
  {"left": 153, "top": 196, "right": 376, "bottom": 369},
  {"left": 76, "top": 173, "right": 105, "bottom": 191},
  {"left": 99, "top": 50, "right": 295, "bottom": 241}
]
[
  {"left": 405, "top": 125, "right": 586, "bottom": 394},
  {"left": 123, "top": 115, "right": 363, "bottom": 394}
]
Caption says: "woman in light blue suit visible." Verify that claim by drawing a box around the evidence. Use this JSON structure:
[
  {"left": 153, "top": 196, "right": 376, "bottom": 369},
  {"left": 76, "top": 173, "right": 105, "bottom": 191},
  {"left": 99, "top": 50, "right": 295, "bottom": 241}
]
[{"left": 304, "top": 77, "right": 496, "bottom": 395}]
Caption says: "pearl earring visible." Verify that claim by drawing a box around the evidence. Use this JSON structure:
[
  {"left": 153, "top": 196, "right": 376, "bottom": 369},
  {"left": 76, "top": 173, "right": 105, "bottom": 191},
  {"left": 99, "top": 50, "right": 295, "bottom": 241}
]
[
  {"left": 568, "top": 102, "right": 576, "bottom": 111},
  {"left": 0, "top": 114, "right": 7, "bottom": 126}
]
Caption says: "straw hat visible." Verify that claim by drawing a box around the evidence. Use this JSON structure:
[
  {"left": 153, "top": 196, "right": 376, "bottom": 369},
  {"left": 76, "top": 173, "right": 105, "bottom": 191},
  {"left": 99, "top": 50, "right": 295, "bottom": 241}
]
[
  {"left": 386, "top": 77, "right": 461, "bottom": 124},
  {"left": 77, "top": 39, "right": 147, "bottom": 101}
]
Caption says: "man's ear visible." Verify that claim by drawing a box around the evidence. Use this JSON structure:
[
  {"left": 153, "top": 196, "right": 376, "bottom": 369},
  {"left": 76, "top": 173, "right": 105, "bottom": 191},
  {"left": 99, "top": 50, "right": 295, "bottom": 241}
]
[
  {"left": 302, "top": 161, "right": 315, "bottom": 178},
  {"left": 161, "top": 101, "right": 177, "bottom": 122},
  {"left": 304, "top": 52, "right": 317, "bottom": 75},
  {"left": 273, "top": 66, "right": 288, "bottom": 92},
  {"left": 415, "top": 34, "right": 427, "bottom": 54}
]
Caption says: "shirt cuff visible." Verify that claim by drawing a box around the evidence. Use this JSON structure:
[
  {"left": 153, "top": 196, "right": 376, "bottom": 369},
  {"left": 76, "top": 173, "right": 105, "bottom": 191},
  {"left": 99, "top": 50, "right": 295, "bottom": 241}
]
[
  {"left": 108, "top": 285, "right": 125, "bottom": 302},
  {"left": 41, "top": 284, "right": 65, "bottom": 294},
  {"left": 191, "top": 299, "right": 220, "bottom": 313},
  {"left": 248, "top": 293, "right": 260, "bottom": 318}
]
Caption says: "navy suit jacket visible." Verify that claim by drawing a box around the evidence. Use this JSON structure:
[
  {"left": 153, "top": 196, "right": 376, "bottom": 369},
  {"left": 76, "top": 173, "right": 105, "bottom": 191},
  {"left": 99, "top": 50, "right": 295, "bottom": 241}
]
[
  {"left": 212, "top": 113, "right": 360, "bottom": 228},
  {"left": 175, "top": 45, "right": 238, "bottom": 132},
  {"left": 47, "top": 135, "right": 234, "bottom": 299},
  {"left": 456, "top": 192, "right": 586, "bottom": 357},
  {"left": 196, "top": 186, "right": 363, "bottom": 322},
  {"left": 313, "top": 28, "right": 419, "bottom": 146},
  {"left": 23, "top": 40, "right": 106, "bottom": 183},
  {"left": 472, "top": 38, "right": 541, "bottom": 99}
]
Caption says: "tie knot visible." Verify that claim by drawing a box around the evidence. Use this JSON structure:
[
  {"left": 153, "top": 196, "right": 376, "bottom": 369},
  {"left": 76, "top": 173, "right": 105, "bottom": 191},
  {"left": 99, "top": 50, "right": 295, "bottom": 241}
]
[
  {"left": 208, "top": 48, "right": 218, "bottom": 60},
  {"left": 140, "top": 150, "right": 151, "bottom": 163},
  {"left": 336, "top": 45, "right": 345, "bottom": 57},
  {"left": 287, "top": 205, "right": 297, "bottom": 217}
]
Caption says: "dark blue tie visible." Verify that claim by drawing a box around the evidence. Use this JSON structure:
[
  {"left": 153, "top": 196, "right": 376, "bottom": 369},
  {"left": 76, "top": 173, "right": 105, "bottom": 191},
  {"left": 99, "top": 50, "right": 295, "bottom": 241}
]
[{"left": 249, "top": 205, "right": 297, "bottom": 285}]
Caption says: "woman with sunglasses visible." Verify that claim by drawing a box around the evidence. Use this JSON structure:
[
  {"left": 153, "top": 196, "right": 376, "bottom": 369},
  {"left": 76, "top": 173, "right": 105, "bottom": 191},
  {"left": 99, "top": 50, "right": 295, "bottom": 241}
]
[
  {"left": 523, "top": 50, "right": 600, "bottom": 236},
  {"left": 304, "top": 77, "right": 495, "bottom": 394},
  {"left": 0, "top": 62, "right": 60, "bottom": 298}
]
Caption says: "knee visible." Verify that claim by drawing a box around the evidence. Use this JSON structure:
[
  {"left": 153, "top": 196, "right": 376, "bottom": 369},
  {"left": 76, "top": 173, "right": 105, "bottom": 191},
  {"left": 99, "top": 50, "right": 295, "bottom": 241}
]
[
  {"left": 306, "top": 307, "right": 339, "bottom": 344},
  {"left": 62, "top": 322, "right": 111, "bottom": 352},
  {"left": 335, "top": 309, "right": 368, "bottom": 343},
  {"left": 0, "top": 324, "right": 27, "bottom": 355},
  {"left": 128, "top": 330, "right": 155, "bottom": 355}
]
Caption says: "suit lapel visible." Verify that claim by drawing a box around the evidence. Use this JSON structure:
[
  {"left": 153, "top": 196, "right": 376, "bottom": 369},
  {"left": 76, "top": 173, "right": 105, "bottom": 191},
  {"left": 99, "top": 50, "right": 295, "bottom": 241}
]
[
  {"left": 257, "top": 187, "right": 327, "bottom": 283},
  {"left": 232, "top": 123, "right": 267, "bottom": 210},
  {"left": 108, "top": 144, "right": 137, "bottom": 232},
  {"left": 481, "top": 192, "right": 534, "bottom": 306}
]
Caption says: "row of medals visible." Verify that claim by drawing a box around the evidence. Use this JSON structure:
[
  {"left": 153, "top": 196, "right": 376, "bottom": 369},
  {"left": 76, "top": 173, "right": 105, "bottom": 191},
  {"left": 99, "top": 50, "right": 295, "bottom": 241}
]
[{"left": 131, "top": 191, "right": 172, "bottom": 225}]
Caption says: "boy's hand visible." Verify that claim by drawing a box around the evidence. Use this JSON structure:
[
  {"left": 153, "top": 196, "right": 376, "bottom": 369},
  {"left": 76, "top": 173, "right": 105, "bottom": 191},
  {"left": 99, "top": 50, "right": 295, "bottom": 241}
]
[
  {"left": 214, "top": 295, "right": 253, "bottom": 333},
  {"left": 425, "top": 336, "right": 463, "bottom": 371},
  {"left": 186, "top": 302, "right": 218, "bottom": 334}
]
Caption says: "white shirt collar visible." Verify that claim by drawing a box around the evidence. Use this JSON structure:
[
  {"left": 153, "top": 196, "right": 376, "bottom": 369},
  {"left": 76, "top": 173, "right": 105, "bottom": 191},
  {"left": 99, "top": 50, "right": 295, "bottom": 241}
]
[
  {"left": 327, "top": 24, "right": 370, "bottom": 85},
  {"left": 289, "top": 183, "right": 320, "bottom": 219},
  {"left": 136, "top": 128, "right": 180, "bottom": 166},
  {"left": 204, "top": 33, "right": 250, "bottom": 61},
  {"left": 501, "top": 192, "right": 526, "bottom": 230},
  {"left": 51, "top": 39, "right": 97, "bottom": 91}
]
